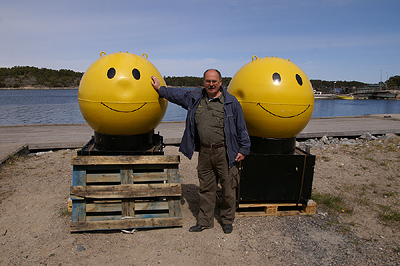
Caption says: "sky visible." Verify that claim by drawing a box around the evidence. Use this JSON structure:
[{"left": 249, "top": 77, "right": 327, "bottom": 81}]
[{"left": 1, "top": 0, "right": 399, "bottom": 84}]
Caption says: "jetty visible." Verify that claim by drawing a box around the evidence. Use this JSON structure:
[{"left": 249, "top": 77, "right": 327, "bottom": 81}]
[
  {"left": 1, "top": 114, "right": 400, "bottom": 164},
  {"left": 353, "top": 90, "right": 398, "bottom": 99}
]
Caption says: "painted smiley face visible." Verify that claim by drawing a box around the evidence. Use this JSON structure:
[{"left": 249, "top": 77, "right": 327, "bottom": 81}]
[
  {"left": 256, "top": 102, "right": 311, "bottom": 118},
  {"left": 100, "top": 102, "right": 147, "bottom": 113},
  {"left": 78, "top": 52, "right": 167, "bottom": 135},
  {"left": 228, "top": 56, "right": 314, "bottom": 138}
]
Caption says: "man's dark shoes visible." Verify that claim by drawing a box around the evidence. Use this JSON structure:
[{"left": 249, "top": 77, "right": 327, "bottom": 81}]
[
  {"left": 189, "top": 224, "right": 213, "bottom": 232},
  {"left": 222, "top": 224, "right": 233, "bottom": 234}
]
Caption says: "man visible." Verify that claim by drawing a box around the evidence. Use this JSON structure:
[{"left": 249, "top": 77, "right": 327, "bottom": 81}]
[{"left": 151, "top": 69, "right": 250, "bottom": 234}]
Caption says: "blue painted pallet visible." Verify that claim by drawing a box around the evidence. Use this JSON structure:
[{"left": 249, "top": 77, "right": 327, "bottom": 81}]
[{"left": 70, "top": 155, "right": 182, "bottom": 232}]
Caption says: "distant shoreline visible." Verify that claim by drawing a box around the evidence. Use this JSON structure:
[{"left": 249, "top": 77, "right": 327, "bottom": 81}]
[
  {"left": 0, "top": 86, "right": 195, "bottom": 90},
  {"left": 0, "top": 86, "right": 77, "bottom": 90}
]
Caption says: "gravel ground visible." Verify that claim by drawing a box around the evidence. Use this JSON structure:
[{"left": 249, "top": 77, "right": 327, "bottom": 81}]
[{"left": 0, "top": 134, "right": 399, "bottom": 265}]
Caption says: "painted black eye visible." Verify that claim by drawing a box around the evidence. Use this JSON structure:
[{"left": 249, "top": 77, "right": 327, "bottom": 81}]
[
  {"left": 296, "top": 74, "right": 303, "bottom": 86},
  {"left": 132, "top": 68, "right": 140, "bottom": 80},
  {"left": 272, "top": 73, "right": 281, "bottom": 84},
  {"left": 107, "top": 68, "right": 116, "bottom": 79}
]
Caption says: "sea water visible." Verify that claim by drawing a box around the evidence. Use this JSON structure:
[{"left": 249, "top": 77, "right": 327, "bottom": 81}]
[{"left": 0, "top": 89, "right": 399, "bottom": 126}]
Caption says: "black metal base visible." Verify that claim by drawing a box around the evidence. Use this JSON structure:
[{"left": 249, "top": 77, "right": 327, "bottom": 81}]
[
  {"left": 77, "top": 131, "right": 164, "bottom": 156},
  {"left": 94, "top": 131, "right": 159, "bottom": 151},
  {"left": 239, "top": 147, "right": 315, "bottom": 204},
  {"left": 250, "top": 136, "right": 296, "bottom": 155}
]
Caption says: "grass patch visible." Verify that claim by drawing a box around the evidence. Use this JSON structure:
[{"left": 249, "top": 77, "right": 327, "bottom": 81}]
[
  {"left": 312, "top": 192, "right": 351, "bottom": 213},
  {"left": 365, "top": 157, "right": 376, "bottom": 162},
  {"left": 321, "top": 156, "right": 330, "bottom": 162},
  {"left": 386, "top": 144, "right": 398, "bottom": 152},
  {"left": 379, "top": 205, "right": 400, "bottom": 222},
  {"left": 338, "top": 224, "right": 352, "bottom": 234},
  {"left": 4, "top": 154, "right": 20, "bottom": 166},
  {"left": 379, "top": 161, "right": 390, "bottom": 167},
  {"left": 60, "top": 208, "right": 71, "bottom": 217},
  {"left": 386, "top": 176, "right": 396, "bottom": 181},
  {"left": 382, "top": 191, "right": 397, "bottom": 197},
  {"left": 357, "top": 197, "right": 370, "bottom": 205}
]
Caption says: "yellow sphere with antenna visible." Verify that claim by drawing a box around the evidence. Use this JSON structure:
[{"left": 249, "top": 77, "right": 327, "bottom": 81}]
[
  {"left": 228, "top": 56, "right": 314, "bottom": 138},
  {"left": 78, "top": 52, "right": 167, "bottom": 135}
]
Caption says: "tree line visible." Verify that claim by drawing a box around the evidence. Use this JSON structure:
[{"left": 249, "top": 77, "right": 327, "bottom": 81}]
[
  {"left": 1, "top": 66, "right": 399, "bottom": 90},
  {"left": 312, "top": 77, "right": 400, "bottom": 92},
  {"left": 385, "top": 75, "right": 400, "bottom": 89},
  {"left": 0, "top": 66, "right": 83, "bottom": 88}
]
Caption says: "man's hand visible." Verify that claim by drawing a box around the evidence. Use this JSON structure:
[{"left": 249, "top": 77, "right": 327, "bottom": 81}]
[
  {"left": 235, "top": 153, "right": 246, "bottom": 162},
  {"left": 151, "top": 76, "right": 161, "bottom": 92}
]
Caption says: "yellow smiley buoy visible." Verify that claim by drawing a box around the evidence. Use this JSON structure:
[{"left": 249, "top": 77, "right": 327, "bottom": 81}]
[
  {"left": 78, "top": 52, "right": 167, "bottom": 135},
  {"left": 228, "top": 56, "right": 314, "bottom": 139}
]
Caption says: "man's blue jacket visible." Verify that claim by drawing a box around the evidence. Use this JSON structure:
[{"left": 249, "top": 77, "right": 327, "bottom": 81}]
[{"left": 158, "top": 86, "right": 251, "bottom": 168}]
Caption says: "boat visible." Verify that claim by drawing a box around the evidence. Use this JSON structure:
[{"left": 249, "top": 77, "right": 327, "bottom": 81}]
[
  {"left": 313, "top": 90, "right": 335, "bottom": 99},
  {"left": 336, "top": 94, "right": 355, "bottom": 100}
]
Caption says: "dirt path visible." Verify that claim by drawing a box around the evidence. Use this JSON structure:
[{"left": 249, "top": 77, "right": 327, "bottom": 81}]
[{"left": 0, "top": 136, "right": 399, "bottom": 265}]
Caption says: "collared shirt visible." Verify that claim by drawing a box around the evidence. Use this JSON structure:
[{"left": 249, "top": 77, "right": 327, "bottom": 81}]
[
  {"left": 195, "top": 93, "right": 225, "bottom": 145},
  {"left": 158, "top": 86, "right": 251, "bottom": 168}
]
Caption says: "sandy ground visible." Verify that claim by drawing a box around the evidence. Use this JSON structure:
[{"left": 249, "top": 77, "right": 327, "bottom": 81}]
[{"left": 0, "top": 135, "right": 399, "bottom": 265}]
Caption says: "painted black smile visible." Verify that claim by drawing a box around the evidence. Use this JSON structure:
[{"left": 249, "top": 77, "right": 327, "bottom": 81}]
[
  {"left": 101, "top": 102, "right": 147, "bottom": 113},
  {"left": 257, "top": 102, "right": 310, "bottom": 118}
]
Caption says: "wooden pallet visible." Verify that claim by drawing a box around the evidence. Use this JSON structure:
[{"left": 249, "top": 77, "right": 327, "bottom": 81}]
[
  {"left": 236, "top": 200, "right": 316, "bottom": 217},
  {"left": 70, "top": 155, "right": 182, "bottom": 232}
]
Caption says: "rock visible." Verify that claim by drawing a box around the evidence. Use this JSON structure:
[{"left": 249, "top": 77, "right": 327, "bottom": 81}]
[
  {"left": 321, "top": 136, "right": 329, "bottom": 144},
  {"left": 359, "top": 132, "right": 377, "bottom": 140},
  {"left": 384, "top": 133, "right": 397, "bottom": 139},
  {"left": 76, "top": 245, "right": 86, "bottom": 252}
]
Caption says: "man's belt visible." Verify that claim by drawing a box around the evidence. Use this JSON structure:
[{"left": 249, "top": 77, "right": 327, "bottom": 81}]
[{"left": 201, "top": 142, "right": 225, "bottom": 149}]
